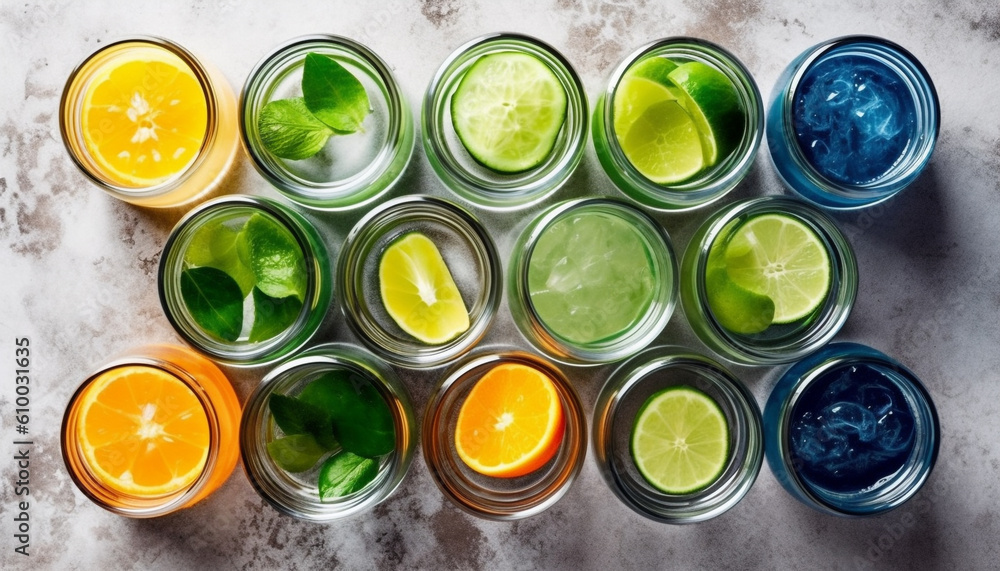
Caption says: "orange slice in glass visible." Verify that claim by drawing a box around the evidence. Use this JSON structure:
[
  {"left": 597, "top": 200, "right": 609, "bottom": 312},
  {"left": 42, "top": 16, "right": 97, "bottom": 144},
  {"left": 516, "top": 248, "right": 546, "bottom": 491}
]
[
  {"left": 81, "top": 47, "right": 208, "bottom": 187},
  {"left": 454, "top": 363, "right": 565, "bottom": 478},
  {"left": 77, "top": 365, "right": 210, "bottom": 496}
]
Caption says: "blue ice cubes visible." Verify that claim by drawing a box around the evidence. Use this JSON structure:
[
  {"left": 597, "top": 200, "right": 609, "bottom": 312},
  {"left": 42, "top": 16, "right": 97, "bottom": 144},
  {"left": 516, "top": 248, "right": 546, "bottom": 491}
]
[{"left": 792, "top": 55, "right": 917, "bottom": 186}]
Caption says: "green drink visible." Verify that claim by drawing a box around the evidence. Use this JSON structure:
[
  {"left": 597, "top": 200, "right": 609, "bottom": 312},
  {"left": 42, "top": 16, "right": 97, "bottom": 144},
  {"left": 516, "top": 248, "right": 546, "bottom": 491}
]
[
  {"left": 159, "top": 196, "right": 332, "bottom": 365},
  {"left": 528, "top": 211, "right": 655, "bottom": 344},
  {"left": 509, "top": 199, "right": 677, "bottom": 364},
  {"left": 680, "top": 196, "right": 857, "bottom": 365}
]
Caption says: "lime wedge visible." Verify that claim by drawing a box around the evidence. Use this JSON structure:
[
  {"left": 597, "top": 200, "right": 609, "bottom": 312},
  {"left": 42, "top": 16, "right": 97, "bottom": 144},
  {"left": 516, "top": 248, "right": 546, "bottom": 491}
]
[
  {"left": 612, "top": 75, "right": 677, "bottom": 140},
  {"left": 450, "top": 52, "right": 568, "bottom": 173},
  {"left": 621, "top": 99, "right": 705, "bottom": 184},
  {"left": 631, "top": 386, "right": 730, "bottom": 495},
  {"left": 379, "top": 232, "right": 470, "bottom": 344},
  {"left": 238, "top": 213, "right": 308, "bottom": 302},
  {"left": 705, "top": 267, "right": 775, "bottom": 334},
  {"left": 722, "top": 214, "right": 831, "bottom": 324},
  {"left": 666, "top": 61, "right": 745, "bottom": 166},
  {"left": 626, "top": 55, "right": 679, "bottom": 85}
]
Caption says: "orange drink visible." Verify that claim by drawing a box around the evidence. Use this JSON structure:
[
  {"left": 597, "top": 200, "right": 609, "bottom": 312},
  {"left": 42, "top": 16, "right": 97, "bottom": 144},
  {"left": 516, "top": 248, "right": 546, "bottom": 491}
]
[
  {"left": 60, "top": 37, "right": 239, "bottom": 208},
  {"left": 62, "top": 345, "right": 240, "bottom": 517}
]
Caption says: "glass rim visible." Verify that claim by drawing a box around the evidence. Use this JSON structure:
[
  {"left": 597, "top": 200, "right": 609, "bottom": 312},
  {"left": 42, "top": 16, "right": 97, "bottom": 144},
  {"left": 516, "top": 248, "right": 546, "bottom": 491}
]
[
  {"left": 59, "top": 35, "right": 220, "bottom": 198},
  {"left": 157, "top": 194, "right": 330, "bottom": 366},
  {"left": 593, "top": 346, "right": 763, "bottom": 523},
  {"left": 775, "top": 35, "right": 941, "bottom": 204},
  {"left": 239, "top": 342, "right": 415, "bottom": 522},
  {"left": 772, "top": 342, "right": 940, "bottom": 516},
  {"left": 685, "top": 196, "right": 858, "bottom": 365},
  {"left": 421, "top": 32, "right": 589, "bottom": 210},
  {"left": 421, "top": 348, "right": 587, "bottom": 520},
  {"left": 337, "top": 194, "right": 502, "bottom": 369},
  {"left": 595, "top": 36, "right": 763, "bottom": 211},
  {"left": 240, "top": 34, "right": 413, "bottom": 210},
  {"left": 61, "top": 351, "right": 223, "bottom": 517}
]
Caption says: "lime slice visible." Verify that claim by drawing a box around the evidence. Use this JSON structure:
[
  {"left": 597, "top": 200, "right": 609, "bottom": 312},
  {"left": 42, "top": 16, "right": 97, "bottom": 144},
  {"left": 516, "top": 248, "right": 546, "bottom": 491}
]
[
  {"left": 612, "top": 75, "right": 677, "bottom": 140},
  {"left": 626, "top": 55, "right": 679, "bottom": 85},
  {"left": 621, "top": 99, "right": 705, "bottom": 184},
  {"left": 631, "top": 386, "right": 730, "bottom": 495},
  {"left": 722, "top": 214, "right": 831, "bottom": 324},
  {"left": 666, "top": 61, "right": 745, "bottom": 166},
  {"left": 238, "top": 213, "right": 308, "bottom": 302},
  {"left": 379, "top": 232, "right": 470, "bottom": 344},
  {"left": 705, "top": 267, "right": 775, "bottom": 334},
  {"left": 450, "top": 52, "right": 568, "bottom": 173},
  {"left": 184, "top": 221, "right": 256, "bottom": 296}
]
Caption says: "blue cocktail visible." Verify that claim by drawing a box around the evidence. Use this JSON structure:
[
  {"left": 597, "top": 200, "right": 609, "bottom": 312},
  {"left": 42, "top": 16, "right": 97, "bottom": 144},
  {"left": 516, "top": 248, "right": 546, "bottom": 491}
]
[
  {"left": 767, "top": 36, "right": 939, "bottom": 209},
  {"left": 764, "top": 342, "right": 939, "bottom": 516}
]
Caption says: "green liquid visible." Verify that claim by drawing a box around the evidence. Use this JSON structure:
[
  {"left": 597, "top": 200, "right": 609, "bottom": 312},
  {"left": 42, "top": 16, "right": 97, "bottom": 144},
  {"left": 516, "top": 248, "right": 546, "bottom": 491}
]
[{"left": 528, "top": 211, "right": 656, "bottom": 344}]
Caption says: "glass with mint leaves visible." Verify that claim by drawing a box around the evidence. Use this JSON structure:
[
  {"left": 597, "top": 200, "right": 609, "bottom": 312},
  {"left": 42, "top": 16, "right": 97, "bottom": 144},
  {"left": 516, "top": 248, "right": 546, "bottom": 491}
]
[
  {"left": 241, "top": 35, "right": 414, "bottom": 210},
  {"left": 241, "top": 343, "right": 415, "bottom": 521},
  {"left": 158, "top": 195, "right": 332, "bottom": 366}
]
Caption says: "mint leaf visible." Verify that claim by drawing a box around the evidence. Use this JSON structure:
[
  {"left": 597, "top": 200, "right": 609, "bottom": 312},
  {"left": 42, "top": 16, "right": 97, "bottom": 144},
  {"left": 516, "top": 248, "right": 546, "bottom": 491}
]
[
  {"left": 258, "top": 98, "right": 333, "bottom": 160},
  {"left": 267, "top": 393, "right": 338, "bottom": 450},
  {"left": 299, "top": 371, "right": 395, "bottom": 458},
  {"left": 185, "top": 222, "right": 256, "bottom": 297},
  {"left": 249, "top": 287, "right": 303, "bottom": 342},
  {"left": 302, "top": 53, "right": 370, "bottom": 133},
  {"left": 267, "top": 434, "right": 329, "bottom": 473},
  {"left": 180, "top": 267, "right": 244, "bottom": 342},
  {"left": 238, "top": 213, "right": 308, "bottom": 302},
  {"left": 318, "top": 451, "right": 378, "bottom": 500}
]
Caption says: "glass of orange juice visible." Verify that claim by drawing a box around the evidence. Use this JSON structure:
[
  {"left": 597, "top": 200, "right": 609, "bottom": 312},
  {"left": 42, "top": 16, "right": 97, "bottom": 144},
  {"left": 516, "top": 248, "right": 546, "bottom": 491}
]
[
  {"left": 59, "top": 37, "right": 239, "bottom": 208},
  {"left": 61, "top": 344, "right": 241, "bottom": 517},
  {"left": 422, "top": 350, "right": 586, "bottom": 520}
]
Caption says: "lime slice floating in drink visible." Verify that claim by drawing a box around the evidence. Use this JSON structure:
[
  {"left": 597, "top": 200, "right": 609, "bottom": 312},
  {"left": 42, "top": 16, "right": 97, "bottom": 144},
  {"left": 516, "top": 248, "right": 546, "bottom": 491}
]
[
  {"left": 722, "top": 213, "right": 831, "bottom": 324},
  {"left": 450, "top": 52, "right": 568, "bottom": 173},
  {"left": 705, "top": 267, "right": 775, "bottom": 335},
  {"left": 612, "top": 75, "right": 677, "bottom": 140},
  {"left": 666, "top": 61, "right": 745, "bottom": 166},
  {"left": 626, "top": 55, "right": 679, "bottom": 86},
  {"left": 379, "top": 232, "right": 470, "bottom": 344},
  {"left": 630, "top": 386, "right": 730, "bottom": 495},
  {"left": 621, "top": 99, "right": 705, "bottom": 184}
]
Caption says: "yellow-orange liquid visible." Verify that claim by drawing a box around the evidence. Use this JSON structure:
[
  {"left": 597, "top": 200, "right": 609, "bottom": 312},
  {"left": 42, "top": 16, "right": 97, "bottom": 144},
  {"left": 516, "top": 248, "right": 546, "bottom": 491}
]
[
  {"left": 61, "top": 39, "right": 238, "bottom": 208},
  {"left": 62, "top": 345, "right": 240, "bottom": 516}
]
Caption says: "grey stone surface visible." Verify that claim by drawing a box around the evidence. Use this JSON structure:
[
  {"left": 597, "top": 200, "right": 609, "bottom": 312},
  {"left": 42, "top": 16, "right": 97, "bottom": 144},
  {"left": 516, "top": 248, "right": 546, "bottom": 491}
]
[{"left": 1, "top": 0, "right": 998, "bottom": 569}]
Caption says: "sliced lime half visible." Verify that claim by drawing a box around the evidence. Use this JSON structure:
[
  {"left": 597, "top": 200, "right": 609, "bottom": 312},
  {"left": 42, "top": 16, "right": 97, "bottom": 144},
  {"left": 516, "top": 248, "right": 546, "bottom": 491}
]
[
  {"left": 450, "top": 52, "right": 568, "bottom": 173},
  {"left": 722, "top": 214, "right": 832, "bottom": 324},
  {"left": 630, "top": 386, "right": 730, "bottom": 495}
]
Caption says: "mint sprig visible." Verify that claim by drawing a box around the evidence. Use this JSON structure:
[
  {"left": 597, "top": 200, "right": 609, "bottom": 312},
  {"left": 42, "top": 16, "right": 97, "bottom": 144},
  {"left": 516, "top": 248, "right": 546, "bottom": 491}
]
[
  {"left": 265, "top": 371, "right": 396, "bottom": 501},
  {"left": 257, "top": 53, "right": 371, "bottom": 160}
]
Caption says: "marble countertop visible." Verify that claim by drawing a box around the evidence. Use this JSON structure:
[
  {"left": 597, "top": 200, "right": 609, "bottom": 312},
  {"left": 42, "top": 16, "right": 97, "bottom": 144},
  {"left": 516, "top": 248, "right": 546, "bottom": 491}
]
[{"left": 2, "top": 1, "right": 999, "bottom": 569}]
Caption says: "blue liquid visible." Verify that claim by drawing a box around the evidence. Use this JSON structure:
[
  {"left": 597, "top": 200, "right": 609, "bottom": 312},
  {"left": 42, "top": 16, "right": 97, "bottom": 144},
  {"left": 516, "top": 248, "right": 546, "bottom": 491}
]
[
  {"left": 792, "top": 54, "right": 917, "bottom": 185},
  {"left": 788, "top": 363, "right": 915, "bottom": 494}
]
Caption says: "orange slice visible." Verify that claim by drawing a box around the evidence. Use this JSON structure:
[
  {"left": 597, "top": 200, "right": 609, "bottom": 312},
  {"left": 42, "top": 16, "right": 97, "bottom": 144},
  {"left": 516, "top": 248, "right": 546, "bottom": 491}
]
[
  {"left": 77, "top": 365, "right": 210, "bottom": 496},
  {"left": 454, "top": 363, "right": 564, "bottom": 478},
  {"left": 81, "top": 47, "right": 208, "bottom": 187}
]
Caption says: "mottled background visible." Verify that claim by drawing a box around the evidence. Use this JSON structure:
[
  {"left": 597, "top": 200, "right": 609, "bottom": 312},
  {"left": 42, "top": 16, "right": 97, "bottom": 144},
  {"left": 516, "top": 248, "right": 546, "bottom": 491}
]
[{"left": 2, "top": 0, "right": 999, "bottom": 569}]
